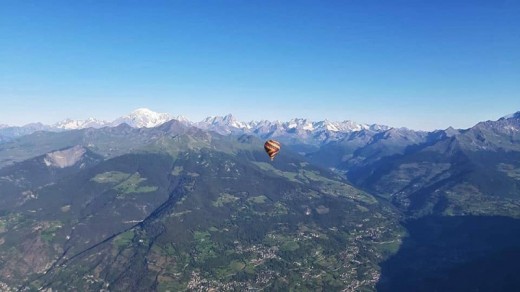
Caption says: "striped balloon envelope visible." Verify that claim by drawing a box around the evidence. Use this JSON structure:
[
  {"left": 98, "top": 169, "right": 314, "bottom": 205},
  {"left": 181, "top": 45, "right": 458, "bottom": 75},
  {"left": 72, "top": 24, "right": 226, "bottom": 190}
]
[{"left": 264, "top": 140, "right": 281, "bottom": 161}]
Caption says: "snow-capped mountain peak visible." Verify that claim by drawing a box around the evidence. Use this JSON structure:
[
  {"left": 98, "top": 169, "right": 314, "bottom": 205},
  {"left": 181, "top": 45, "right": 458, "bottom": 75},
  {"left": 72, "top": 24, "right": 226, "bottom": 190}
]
[
  {"left": 134, "top": 108, "right": 154, "bottom": 114},
  {"left": 54, "top": 118, "right": 109, "bottom": 130},
  {"left": 52, "top": 108, "right": 181, "bottom": 130},
  {"left": 286, "top": 118, "right": 313, "bottom": 131},
  {"left": 175, "top": 115, "right": 190, "bottom": 123},
  {"left": 281, "top": 119, "right": 370, "bottom": 133},
  {"left": 200, "top": 114, "right": 249, "bottom": 130},
  {"left": 111, "top": 108, "right": 174, "bottom": 128},
  {"left": 316, "top": 120, "right": 339, "bottom": 132}
]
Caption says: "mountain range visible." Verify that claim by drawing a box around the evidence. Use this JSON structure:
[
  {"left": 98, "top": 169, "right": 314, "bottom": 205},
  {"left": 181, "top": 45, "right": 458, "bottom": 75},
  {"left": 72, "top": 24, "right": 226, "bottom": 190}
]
[
  {"left": 0, "top": 108, "right": 519, "bottom": 291},
  {"left": 0, "top": 108, "right": 388, "bottom": 145}
]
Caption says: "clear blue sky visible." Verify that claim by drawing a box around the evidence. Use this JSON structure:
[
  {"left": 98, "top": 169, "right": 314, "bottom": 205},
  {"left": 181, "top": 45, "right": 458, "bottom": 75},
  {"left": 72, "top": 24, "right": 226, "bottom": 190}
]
[{"left": 1, "top": 0, "right": 519, "bottom": 130}]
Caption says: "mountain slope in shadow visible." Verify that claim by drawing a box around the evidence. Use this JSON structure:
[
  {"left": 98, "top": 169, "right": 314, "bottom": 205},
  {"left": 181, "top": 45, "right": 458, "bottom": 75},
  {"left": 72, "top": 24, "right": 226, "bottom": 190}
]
[{"left": 377, "top": 215, "right": 520, "bottom": 292}]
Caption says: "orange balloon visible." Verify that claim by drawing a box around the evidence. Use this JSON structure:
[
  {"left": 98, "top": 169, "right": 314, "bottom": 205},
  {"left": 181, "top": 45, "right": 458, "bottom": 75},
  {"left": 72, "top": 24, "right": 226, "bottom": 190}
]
[{"left": 264, "top": 140, "right": 281, "bottom": 161}]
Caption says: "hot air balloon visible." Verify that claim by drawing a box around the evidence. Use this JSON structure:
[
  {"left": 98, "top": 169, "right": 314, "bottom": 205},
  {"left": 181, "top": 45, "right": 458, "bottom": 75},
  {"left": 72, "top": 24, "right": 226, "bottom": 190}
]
[{"left": 264, "top": 140, "right": 281, "bottom": 161}]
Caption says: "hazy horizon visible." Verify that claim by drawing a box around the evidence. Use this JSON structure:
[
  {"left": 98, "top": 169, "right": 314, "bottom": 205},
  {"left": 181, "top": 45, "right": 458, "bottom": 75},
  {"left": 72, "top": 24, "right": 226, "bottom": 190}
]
[{"left": 1, "top": 106, "right": 518, "bottom": 132}]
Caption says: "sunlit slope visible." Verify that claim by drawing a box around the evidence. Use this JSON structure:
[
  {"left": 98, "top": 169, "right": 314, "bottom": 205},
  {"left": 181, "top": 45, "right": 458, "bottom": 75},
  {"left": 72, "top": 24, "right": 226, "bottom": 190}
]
[
  {"left": 0, "top": 125, "right": 402, "bottom": 291},
  {"left": 310, "top": 115, "right": 520, "bottom": 218}
]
